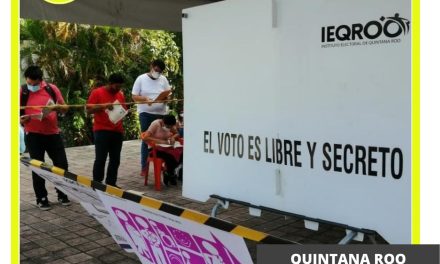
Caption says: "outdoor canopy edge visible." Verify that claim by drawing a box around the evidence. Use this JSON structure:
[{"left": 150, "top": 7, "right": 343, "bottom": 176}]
[{"left": 20, "top": 0, "right": 222, "bottom": 32}]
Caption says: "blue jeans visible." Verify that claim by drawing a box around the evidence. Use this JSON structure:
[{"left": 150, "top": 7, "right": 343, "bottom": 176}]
[{"left": 139, "top": 112, "right": 163, "bottom": 169}]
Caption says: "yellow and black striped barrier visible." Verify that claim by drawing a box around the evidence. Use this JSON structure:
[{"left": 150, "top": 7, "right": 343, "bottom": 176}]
[{"left": 20, "top": 156, "right": 296, "bottom": 245}]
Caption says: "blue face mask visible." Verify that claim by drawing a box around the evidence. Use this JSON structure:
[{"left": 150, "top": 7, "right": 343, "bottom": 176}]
[{"left": 27, "top": 84, "right": 40, "bottom": 92}]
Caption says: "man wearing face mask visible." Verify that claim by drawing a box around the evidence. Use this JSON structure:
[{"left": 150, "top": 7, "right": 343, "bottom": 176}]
[
  {"left": 20, "top": 65, "right": 70, "bottom": 210},
  {"left": 132, "top": 59, "right": 172, "bottom": 177},
  {"left": 87, "top": 73, "right": 126, "bottom": 187}
]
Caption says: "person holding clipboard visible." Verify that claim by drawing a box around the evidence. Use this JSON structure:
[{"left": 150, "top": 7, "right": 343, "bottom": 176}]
[
  {"left": 87, "top": 73, "right": 127, "bottom": 187},
  {"left": 20, "top": 65, "right": 71, "bottom": 210},
  {"left": 131, "top": 59, "right": 172, "bottom": 177}
]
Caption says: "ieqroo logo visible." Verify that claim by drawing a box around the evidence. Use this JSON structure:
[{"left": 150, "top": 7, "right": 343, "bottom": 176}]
[
  {"left": 321, "top": 13, "right": 410, "bottom": 43},
  {"left": 44, "top": 0, "right": 75, "bottom": 4}
]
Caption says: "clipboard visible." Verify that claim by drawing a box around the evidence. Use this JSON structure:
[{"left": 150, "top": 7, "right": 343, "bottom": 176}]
[
  {"left": 154, "top": 90, "right": 172, "bottom": 102},
  {"left": 106, "top": 100, "right": 128, "bottom": 124},
  {"left": 21, "top": 113, "right": 44, "bottom": 121},
  {"left": 21, "top": 98, "right": 55, "bottom": 121}
]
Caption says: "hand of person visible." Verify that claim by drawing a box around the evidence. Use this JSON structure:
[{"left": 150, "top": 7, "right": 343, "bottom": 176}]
[
  {"left": 168, "top": 137, "right": 175, "bottom": 145},
  {"left": 144, "top": 97, "right": 153, "bottom": 106},
  {"left": 41, "top": 106, "right": 54, "bottom": 118},
  {"left": 94, "top": 104, "right": 113, "bottom": 111},
  {"left": 20, "top": 115, "right": 31, "bottom": 125},
  {"left": 105, "top": 103, "right": 114, "bottom": 111}
]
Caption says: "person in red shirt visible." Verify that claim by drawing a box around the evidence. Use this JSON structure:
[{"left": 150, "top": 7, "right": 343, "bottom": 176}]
[
  {"left": 20, "top": 65, "right": 71, "bottom": 210},
  {"left": 87, "top": 73, "right": 126, "bottom": 187}
]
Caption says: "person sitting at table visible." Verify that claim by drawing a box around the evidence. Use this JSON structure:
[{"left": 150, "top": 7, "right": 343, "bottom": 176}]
[{"left": 141, "top": 114, "right": 182, "bottom": 186}]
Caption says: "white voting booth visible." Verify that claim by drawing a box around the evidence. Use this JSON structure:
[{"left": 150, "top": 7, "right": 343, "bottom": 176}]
[{"left": 182, "top": 0, "right": 411, "bottom": 243}]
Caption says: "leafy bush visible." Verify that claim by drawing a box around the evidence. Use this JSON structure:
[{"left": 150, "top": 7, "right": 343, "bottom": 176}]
[{"left": 20, "top": 19, "right": 183, "bottom": 147}]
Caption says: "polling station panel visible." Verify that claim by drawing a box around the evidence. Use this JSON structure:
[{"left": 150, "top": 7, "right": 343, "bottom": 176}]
[{"left": 182, "top": 0, "right": 411, "bottom": 243}]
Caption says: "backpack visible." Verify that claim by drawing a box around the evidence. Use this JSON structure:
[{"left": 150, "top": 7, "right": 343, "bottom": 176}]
[{"left": 20, "top": 83, "right": 57, "bottom": 117}]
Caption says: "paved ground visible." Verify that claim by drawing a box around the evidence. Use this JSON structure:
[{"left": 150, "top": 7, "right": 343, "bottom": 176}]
[{"left": 20, "top": 140, "right": 384, "bottom": 263}]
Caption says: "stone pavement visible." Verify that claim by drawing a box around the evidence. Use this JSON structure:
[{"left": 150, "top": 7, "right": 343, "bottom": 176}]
[{"left": 20, "top": 140, "right": 384, "bottom": 263}]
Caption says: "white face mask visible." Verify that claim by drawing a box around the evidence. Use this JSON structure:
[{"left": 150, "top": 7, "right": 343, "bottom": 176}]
[
  {"left": 162, "top": 126, "right": 170, "bottom": 132},
  {"left": 151, "top": 71, "right": 160, "bottom": 79}
]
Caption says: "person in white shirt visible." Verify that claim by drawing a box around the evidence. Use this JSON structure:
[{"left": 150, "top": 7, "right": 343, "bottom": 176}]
[{"left": 132, "top": 59, "right": 172, "bottom": 176}]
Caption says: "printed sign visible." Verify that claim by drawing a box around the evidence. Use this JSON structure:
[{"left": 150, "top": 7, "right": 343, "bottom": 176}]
[
  {"left": 29, "top": 167, "right": 100, "bottom": 204},
  {"left": 183, "top": 0, "right": 411, "bottom": 243},
  {"left": 80, "top": 202, "right": 133, "bottom": 252},
  {"left": 98, "top": 191, "right": 253, "bottom": 264},
  {"left": 27, "top": 166, "right": 132, "bottom": 251}
]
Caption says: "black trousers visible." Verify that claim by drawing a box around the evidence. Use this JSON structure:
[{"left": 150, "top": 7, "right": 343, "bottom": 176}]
[
  {"left": 156, "top": 150, "right": 183, "bottom": 175},
  {"left": 93, "top": 130, "right": 123, "bottom": 186},
  {"left": 25, "top": 133, "right": 68, "bottom": 200}
]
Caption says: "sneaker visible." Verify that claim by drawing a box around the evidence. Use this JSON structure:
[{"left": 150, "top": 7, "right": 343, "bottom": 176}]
[
  {"left": 165, "top": 170, "right": 177, "bottom": 186},
  {"left": 170, "top": 176, "right": 177, "bottom": 186},
  {"left": 58, "top": 196, "right": 71, "bottom": 206},
  {"left": 37, "top": 197, "right": 51, "bottom": 211},
  {"left": 140, "top": 168, "right": 148, "bottom": 177}
]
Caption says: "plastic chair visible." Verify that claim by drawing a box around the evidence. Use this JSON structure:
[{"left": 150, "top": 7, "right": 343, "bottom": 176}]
[{"left": 144, "top": 141, "right": 165, "bottom": 191}]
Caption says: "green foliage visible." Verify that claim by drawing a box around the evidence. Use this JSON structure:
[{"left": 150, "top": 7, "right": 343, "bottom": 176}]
[{"left": 20, "top": 19, "right": 183, "bottom": 147}]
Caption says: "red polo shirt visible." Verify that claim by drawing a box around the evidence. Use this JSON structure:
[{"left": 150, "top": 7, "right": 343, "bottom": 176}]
[
  {"left": 20, "top": 81, "right": 65, "bottom": 135},
  {"left": 87, "top": 86, "right": 126, "bottom": 133}
]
